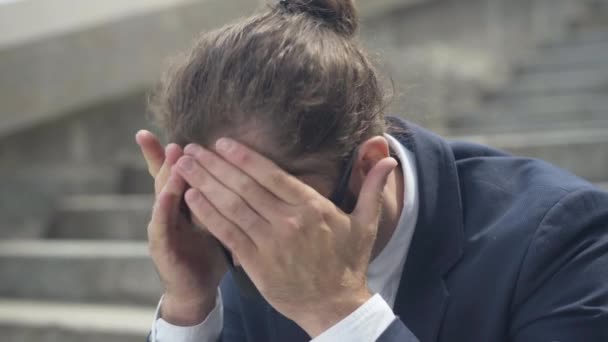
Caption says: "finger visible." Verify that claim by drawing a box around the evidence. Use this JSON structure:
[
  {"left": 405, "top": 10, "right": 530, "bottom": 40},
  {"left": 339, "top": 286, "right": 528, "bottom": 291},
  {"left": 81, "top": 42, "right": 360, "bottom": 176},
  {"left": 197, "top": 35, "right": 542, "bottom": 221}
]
[
  {"left": 149, "top": 170, "right": 187, "bottom": 240},
  {"left": 136, "top": 130, "right": 165, "bottom": 177},
  {"left": 184, "top": 144, "right": 285, "bottom": 222},
  {"left": 351, "top": 157, "right": 398, "bottom": 226},
  {"left": 214, "top": 138, "right": 314, "bottom": 204},
  {"left": 184, "top": 188, "right": 257, "bottom": 259},
  {"left": 155, "top": 144, "right": 184, "bottom": 195},
  {"left": 176, "top": 156, "right": 270, "bottom": 243}
]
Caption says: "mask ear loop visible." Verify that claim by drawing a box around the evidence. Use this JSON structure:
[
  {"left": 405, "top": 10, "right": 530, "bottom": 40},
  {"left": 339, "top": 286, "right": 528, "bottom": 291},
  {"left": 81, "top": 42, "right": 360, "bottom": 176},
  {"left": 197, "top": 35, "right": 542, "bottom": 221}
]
[
  {"left": 329, "top": 148, "right": 358, "bottom": 208},
  {"left": 329, "top": 145, "right": 400, "bottom": 210}
]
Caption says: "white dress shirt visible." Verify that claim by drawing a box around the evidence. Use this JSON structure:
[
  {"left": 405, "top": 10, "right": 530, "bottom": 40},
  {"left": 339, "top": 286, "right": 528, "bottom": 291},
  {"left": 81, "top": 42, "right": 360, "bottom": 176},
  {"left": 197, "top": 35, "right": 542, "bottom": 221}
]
[{"left": 151, "top": 133, "right": 419, "bottom": 342}]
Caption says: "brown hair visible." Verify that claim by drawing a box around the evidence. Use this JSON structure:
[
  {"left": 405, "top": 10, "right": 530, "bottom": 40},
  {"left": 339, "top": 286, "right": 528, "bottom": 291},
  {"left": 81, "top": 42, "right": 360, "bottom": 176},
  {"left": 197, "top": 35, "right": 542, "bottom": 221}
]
[{"left": 149, "top": 0, "right": 389, "bottom": 173}]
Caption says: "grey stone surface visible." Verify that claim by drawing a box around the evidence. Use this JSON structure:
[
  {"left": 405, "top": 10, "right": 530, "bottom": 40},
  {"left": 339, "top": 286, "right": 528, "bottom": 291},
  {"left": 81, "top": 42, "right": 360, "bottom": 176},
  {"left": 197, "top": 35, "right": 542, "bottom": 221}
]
[
  {"left": 0, "top": 0, "right": 425, "bottom": 139},
  {"left": 526, "top": 39, "right": 608, "bottom": 71},
  {"left": 568, "top": 26, "right": 608, "bottom": 45},
  {"left": 0, "top": 326, "right": 144, "bottom": 342},
  {"left": 0, "top": 240, "right": 161, "bottom": 305},
  {"left": 506, "top": 66, "right": 608, "bottom": 95},
  {"left": 0, "top": 298, "right": 153, "bottom": 342},
  {"left": 48, "top": 195, "right": 153, "bottom": 240},
  {"left": 0, "top": 164, "right": 124, "bottom": 239},
  {"left": 0, "top": 92, "right": 154, "bottom": 168},
  {"left": 446, "top": 114, "right": 608, "bottom": 135},
  {"left": 120, "top": 164, "right": 154, "bottom": 195},
  {"left": 487, "top": 92, "right": 608, "bottom": 116},
  {"left": 0, "top": 0, "right": 261, "bottom": 138},
  {"left": 451, "top": 128, "right": 608, "bottom": 182},
  {"left": 444, "top": 93, "right": 608, "bottom": 135}
]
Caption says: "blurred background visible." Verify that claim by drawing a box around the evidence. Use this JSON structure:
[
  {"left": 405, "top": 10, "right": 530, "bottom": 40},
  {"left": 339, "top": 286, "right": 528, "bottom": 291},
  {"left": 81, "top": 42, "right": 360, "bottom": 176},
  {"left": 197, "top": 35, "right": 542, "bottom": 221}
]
[{"left": 0, "top": 0, "right": 606, "bottom": 340}]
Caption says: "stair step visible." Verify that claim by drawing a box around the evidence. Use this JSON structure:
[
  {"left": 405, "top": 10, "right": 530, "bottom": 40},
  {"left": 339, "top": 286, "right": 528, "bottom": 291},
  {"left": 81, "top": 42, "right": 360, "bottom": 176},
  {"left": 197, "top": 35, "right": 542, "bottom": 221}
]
[
  {"left": 0, "top": 164, "right": 125, "bottom": 239},
  {"left": 525, "top": 41, "right": 608, "bottom": 71},
  {"left": 487, "top": 92, "right": 608, "bottom": 117},
  {"left": 446, "top": 116, "right": 608, "bottom": 135},
  {"left": 507, "top": 67, "right": 608, "bottom": 96},
  {"left": 0, "top": 164, "right": 122, "bottom": 196},
  {"left": 449, "top": 128, "right": 608, "bottom": 182},
  {"left": 567, "top": 27, "right": 608, "bottom": 45},
  {"left": 0, "top": 299, "right": 153, "bottom": 342},
  {"left": 0, "top": 240, "right": 161, "bottom": 305},
  {"left": 48, "top": 195, "right": 153, "bottom": 240},
  {"left": 120, "top": 163, "right": 154, "bottom": 194}
]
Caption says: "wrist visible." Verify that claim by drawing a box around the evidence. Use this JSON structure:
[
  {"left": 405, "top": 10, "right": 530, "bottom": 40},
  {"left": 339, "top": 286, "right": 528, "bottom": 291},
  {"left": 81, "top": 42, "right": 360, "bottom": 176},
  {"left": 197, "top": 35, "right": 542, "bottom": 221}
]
[
  {"left": 160, "top": 289, "right": 218, "bottom": 326},
  {"left": 294, "top": 289, "right": 373, "bottom": 338}
]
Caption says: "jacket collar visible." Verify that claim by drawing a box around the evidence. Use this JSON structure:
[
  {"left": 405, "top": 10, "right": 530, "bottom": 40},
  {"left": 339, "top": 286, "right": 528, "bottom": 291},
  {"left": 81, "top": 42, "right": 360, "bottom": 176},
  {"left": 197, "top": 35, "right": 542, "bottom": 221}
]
[{"left": 388, "top": 116, "right": 465, "bottom": 342}]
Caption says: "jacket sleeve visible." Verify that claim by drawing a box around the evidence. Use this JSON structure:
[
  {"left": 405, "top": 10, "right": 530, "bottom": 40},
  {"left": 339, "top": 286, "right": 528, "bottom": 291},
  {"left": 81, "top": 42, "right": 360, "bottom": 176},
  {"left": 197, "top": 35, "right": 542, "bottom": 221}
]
[
  {"left": 509, "top": 188, "right": 608, "bottom": 341},
  {"left": 376, "top": 318, "right": 419, "bottom": 341}
]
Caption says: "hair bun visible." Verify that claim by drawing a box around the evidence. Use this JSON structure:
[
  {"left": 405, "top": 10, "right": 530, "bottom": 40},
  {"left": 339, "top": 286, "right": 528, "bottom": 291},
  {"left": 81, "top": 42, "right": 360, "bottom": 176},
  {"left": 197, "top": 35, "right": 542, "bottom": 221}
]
[{"left": 280, "top": 0, "right": 359, "bottom": 37}]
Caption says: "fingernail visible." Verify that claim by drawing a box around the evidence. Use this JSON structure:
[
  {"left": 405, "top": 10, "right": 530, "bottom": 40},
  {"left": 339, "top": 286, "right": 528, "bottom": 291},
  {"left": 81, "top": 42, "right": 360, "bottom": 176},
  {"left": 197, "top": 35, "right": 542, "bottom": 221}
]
[
  {"left": 186, "top": 144, "right": 206, "bottom": 157},
  {"left": 216, "top": 138, "right": 234, "bottom": 153},
  {"left": 179, "top": 157, "right": 193, "bottom": 171}
]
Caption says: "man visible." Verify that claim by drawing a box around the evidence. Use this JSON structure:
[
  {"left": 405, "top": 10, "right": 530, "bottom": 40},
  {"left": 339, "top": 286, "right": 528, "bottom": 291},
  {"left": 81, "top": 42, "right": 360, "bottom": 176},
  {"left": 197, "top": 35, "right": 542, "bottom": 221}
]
[{"left": 137, "top": 0, "right": 608, "bottom": 340}]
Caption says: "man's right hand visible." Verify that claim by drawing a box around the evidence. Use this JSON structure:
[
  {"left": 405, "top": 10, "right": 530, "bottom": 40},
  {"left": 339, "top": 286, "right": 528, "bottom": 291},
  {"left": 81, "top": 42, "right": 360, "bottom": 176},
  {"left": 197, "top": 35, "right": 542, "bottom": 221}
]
[{"left": 136, "top": 130, "right": 228, "bottom": 326}]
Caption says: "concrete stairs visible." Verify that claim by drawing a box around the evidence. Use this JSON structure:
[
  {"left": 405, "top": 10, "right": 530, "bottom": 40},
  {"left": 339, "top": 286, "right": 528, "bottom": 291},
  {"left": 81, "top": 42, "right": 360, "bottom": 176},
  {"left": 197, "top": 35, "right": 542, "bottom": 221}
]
[
  {"left": 444, "top": 0, "right": 608, "bottom": 136},
  {"left": 0, "top": 299, "right": 152, "bottom": 342},
  {"left": 0, "top": 167, "right": 159, "bottom": 341},
  {"left": 443, "top": 0, "right": 608, "bottom": 188},
  {"left": 0, "top": 159, "right": 158, "bottom": 340}
]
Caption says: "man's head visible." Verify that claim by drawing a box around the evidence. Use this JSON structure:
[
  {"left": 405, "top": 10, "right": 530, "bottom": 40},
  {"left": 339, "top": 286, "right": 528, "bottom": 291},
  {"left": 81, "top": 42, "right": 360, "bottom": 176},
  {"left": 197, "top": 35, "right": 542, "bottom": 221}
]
[{"left": 150, "top": 0, "right": 393, "bottom": 205}]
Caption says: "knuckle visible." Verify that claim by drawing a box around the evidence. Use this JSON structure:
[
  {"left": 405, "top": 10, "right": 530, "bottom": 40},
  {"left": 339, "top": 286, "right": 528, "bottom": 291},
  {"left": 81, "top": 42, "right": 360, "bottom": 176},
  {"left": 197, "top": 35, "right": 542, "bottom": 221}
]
[
  {"left": 237, "top": 177, "right": 254, "bottom": 195},
  {"left": 222, "top": 225, "right": 240, "bottom": 250},
  {"left": 244, "top": 215, "right": 261, "bottom": 232},
  {"left": 306, "top": 198, "right": 325, "bottom": 213},
  {"left": 305, "top": 198, "right": 327, "bottom": 221},
  {"left": 234, "top": 148, "right": 250, "bottom": 165},
  {"left": 269, "top": 171, "right": 287, "bottom": 189},
  {"left": 226, "top": 197, "right": 243, "bottom": 214},
  {"left": 284, "top": 215, "right": 303, "bottom": 231}
]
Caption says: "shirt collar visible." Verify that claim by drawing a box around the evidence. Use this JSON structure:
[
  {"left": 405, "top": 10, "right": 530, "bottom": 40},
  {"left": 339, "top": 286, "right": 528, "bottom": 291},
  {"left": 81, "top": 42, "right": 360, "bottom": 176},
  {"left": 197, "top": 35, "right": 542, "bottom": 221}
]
[{"left": 367, "top": 133, "right": 420, "bottom": 277}]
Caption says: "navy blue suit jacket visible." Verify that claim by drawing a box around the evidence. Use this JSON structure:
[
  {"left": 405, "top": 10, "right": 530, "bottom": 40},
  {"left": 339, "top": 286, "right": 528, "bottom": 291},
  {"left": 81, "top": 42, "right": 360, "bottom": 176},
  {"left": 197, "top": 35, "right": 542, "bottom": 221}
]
[{"left": 192, "top": 117, "right": 608, "bottom": 341}]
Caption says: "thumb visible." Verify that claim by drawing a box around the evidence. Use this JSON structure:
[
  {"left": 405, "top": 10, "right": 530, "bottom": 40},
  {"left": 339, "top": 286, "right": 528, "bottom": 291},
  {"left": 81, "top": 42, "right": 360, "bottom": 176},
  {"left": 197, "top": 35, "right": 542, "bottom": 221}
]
[
  {"left": 136, "top": 130, "right": 165, "bottom": 177},
  {"left": 351, "top": 157, "right": 398, "bottom": 226}
]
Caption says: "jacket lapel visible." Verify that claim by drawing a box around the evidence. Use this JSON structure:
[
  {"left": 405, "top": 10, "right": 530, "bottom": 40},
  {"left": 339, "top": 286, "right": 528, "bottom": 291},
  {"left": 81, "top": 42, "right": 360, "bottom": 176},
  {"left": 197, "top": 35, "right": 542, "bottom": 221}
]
[{"left": 388, "top": 117, "right": 465, "bottom": 342}]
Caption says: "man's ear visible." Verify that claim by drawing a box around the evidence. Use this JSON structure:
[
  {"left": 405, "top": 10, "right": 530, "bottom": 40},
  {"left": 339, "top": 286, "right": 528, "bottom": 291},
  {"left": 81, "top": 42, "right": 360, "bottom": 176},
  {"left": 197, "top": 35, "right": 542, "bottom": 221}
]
[{"left": 350, "top": 136, "right": 390, "bottom": 192}]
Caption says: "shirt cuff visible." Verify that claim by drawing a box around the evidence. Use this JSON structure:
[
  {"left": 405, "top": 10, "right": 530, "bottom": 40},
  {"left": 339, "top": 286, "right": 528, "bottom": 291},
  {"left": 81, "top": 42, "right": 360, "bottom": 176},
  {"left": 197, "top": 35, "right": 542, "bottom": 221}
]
[
  {"left": 312, "top": 293, "right": 396, "bottom": 342},
  {"left": 150, "top": 290, "right": 223, "bottom": 342}
]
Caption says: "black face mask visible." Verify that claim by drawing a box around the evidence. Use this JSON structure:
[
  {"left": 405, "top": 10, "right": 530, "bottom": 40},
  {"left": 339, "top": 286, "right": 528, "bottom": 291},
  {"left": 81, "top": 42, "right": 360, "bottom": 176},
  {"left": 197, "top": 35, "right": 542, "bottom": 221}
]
[{"left": 227, "top": 150, "right": 358, "bottom": 299}]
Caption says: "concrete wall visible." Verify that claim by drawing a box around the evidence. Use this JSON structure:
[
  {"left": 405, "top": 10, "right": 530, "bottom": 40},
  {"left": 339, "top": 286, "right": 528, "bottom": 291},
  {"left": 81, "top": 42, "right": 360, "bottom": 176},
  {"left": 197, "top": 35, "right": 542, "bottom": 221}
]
[
  {"left": 0, "top": 0, "right": 428, "bottom": 138},
  {"left": 0, "top": 0, "right": 584, "bottom": 166}
]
